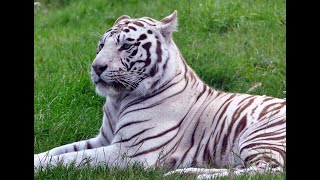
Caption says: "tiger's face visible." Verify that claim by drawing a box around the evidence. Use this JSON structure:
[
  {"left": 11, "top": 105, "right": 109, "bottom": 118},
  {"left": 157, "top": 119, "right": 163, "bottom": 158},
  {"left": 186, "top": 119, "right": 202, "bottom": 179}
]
[{"left": 91, "top": 11, "right": 178, "bottom": 97}]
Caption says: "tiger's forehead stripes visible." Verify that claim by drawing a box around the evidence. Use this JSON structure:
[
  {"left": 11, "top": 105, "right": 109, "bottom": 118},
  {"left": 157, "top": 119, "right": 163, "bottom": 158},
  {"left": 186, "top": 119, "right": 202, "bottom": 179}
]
[
  {"left": 101, "top": 19, "right": 159, "bottom": 46},
  {"left": 143, "top": 17, "right": 156, "bottom": 22},
  {"left": 128, "top": 26, "right": 137, "bottom": 31},
  {"left": 117, "top": 18, "right": 158, "bottom": 33},
  {"left": 137, "top": 34, "right": 147, "bottom": 41},
  {"left": 128, "top": 21, "right": 141, "bottom": 27}
]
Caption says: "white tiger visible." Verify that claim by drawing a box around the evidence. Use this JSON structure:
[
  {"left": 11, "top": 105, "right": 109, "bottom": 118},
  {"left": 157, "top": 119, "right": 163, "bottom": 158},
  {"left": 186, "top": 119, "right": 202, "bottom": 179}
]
[{"left": 34, "top": 10, "right": 286, "bottom": 179}]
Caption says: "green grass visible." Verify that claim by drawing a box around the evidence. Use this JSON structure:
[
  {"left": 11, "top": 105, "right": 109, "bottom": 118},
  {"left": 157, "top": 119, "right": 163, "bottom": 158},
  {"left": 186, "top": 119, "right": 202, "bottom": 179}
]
[
  {"left": 34, "top": 164, "right": 285, "bottom": 180},
  {"left": 34, "top": 0, "right": 286, "bottom": 179}
]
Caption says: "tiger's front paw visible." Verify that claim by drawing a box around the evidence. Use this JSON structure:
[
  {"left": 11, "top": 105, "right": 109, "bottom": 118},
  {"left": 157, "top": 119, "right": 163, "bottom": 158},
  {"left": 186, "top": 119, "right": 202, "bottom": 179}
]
[
  {"left": 34, "top": 154, "right": 52, "bottom": 172},
  {"left": 34, "top": 157, "right": 41, "bottom": 173},
  {"left": 34, "top": 152, "right": 49, "bottom": 160}
]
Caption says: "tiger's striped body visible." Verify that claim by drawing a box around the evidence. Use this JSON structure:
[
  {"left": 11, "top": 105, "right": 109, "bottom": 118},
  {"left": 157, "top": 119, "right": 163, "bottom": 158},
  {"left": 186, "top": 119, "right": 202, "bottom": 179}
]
[{"left": 34, "top": 11, "right": 286, "bottom": 178}]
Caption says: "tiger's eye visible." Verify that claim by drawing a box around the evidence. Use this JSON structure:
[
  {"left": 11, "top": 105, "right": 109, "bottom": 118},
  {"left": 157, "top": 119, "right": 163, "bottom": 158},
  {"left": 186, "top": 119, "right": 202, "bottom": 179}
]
[{"left": 122, "top": 43, "right": 132, "bottom": 50}]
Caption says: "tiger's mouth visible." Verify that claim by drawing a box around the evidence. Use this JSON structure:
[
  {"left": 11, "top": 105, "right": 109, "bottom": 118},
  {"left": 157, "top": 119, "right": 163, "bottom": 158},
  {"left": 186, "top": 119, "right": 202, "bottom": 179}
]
[{"left": 95, "top": 79, "right": 126, "bottom": 90}]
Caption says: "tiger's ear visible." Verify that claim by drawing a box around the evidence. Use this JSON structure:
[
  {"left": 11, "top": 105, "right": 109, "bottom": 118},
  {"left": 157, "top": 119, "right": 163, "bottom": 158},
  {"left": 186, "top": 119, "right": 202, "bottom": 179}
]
[
  {"left": 159, "top": 10, "right": 178, "bottom": 41},
  {"left": 114, "top": 15, "right": 131, "bottom": 25}
]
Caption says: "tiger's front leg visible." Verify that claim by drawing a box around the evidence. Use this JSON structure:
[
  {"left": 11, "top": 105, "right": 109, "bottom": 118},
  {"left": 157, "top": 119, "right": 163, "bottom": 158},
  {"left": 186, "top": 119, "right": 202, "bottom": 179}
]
[
  {"left": 34, "top": 130, "right": 110, "bottom": 161},
  {"left": 34, "top": 143, "right": 132, "bottom": 171}
]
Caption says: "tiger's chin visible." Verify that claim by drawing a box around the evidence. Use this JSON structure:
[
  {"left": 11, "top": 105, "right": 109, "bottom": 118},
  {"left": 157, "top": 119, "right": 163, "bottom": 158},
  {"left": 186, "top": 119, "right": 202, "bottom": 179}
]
[{"left": 95, "top": 81, "right": 128, "bottom": 97}]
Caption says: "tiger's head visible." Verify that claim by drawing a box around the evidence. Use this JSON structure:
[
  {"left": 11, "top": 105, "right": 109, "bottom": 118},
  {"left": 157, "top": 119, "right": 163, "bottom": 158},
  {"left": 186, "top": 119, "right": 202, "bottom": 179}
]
[{"left": 91, "top": 11, "right": 178, "bottom": 97}]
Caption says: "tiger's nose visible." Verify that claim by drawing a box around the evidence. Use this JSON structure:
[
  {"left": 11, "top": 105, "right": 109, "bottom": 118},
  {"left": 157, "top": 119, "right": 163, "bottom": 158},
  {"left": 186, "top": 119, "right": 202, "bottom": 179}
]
[{"left": 92, "top": 64, "right": 108, "bottom": 76}]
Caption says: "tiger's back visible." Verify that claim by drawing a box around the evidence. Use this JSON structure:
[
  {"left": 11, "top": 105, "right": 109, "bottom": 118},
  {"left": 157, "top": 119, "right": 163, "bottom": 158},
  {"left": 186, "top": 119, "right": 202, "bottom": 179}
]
[{"left": 109, "top": 60, "right": 286, "bottom": 169}]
